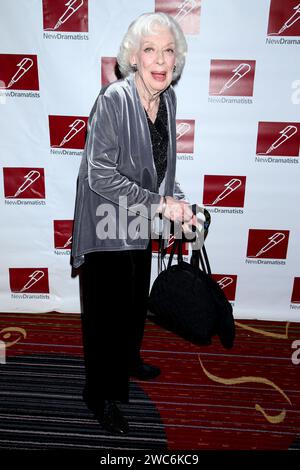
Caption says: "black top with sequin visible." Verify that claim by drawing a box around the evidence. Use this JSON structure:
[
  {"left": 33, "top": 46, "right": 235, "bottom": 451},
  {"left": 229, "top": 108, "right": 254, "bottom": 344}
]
[{"left": 145, "top": 96, "right": 168, "bottom": 190}]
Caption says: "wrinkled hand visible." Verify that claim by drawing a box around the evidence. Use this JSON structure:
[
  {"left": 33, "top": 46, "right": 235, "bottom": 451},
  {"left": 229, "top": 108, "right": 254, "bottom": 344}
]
[
  {"left": 182, "top": 211, "right": 205, "bottom": 239},
  {"left": 163, "top": 196, "right": 193, "bottom": 223},
  {"left": 157, "top": 197, "right": 206, "bottom": 239}
]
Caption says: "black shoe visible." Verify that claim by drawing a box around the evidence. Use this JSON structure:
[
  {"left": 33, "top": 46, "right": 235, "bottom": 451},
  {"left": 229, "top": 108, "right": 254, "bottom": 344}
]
[
  {"left": 83, "top": 390, "right": 129, "bottom": 435},
  {"left": 129, "top": 361, "right": 161, "bottom": 380},
  {"left": 101, "top": 400, "right": 129, "bottom": 435}
]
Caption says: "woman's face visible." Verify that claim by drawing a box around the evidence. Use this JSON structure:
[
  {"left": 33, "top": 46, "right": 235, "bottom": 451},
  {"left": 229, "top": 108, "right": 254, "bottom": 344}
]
[{"left": 131, "top": 27, "right": 176, "bottom": 94}]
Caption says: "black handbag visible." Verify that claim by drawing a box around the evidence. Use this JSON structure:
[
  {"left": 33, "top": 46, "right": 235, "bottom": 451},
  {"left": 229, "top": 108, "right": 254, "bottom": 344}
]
[{"left": 149, "top": 211, "right": 235, "bottom": 349}]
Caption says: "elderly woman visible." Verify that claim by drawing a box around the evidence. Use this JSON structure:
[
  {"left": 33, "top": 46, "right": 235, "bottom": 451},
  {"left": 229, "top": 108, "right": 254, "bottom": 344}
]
[{"left": 72, "top": 12, "right": 194, "bottom": 434}]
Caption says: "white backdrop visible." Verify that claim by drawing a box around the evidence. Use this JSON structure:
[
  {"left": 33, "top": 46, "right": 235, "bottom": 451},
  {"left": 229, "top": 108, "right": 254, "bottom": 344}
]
[{"left": 0, "top": 0, "right": 299, "bottom": 320}]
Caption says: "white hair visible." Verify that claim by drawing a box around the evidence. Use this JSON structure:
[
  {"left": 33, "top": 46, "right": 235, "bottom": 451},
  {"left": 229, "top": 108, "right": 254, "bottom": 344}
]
[{"left": 117, "top": 12, "right": 187, "bottom": 81}]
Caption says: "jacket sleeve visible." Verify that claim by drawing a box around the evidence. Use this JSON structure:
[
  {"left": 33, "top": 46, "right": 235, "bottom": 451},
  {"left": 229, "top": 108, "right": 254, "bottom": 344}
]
[
  {"left": 86, "top": 93, "right": 161, "bottom": 218},
  {"left": 169, "top": 85, "right": 177, "bottom": 112}
]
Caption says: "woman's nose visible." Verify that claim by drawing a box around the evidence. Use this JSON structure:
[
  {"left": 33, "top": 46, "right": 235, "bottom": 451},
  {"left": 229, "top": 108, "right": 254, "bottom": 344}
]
[{"left": 156, "top": 51, "right": 164, "bottom": 64}]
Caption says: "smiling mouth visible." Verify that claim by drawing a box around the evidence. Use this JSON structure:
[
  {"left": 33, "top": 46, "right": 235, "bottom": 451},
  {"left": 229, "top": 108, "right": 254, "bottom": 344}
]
[{"left": 151, "top": 72, "right": 167, "bottom": 81}]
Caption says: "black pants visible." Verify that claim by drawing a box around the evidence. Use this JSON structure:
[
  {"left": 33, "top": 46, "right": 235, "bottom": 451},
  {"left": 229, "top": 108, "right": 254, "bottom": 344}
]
[{"left": 80, "top": 243, "right": 152, "bottom": 403}]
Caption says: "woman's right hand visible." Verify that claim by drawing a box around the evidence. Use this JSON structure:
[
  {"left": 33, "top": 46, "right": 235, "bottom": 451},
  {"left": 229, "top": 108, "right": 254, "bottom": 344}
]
[{"left": 158, "top": 196, "right": 194, "bottom": 224}]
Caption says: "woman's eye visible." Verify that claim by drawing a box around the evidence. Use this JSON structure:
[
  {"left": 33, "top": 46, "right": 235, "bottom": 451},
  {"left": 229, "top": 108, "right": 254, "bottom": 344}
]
[
  {"left": 144, "top": 47, "right": 154, "bottom": 53},
  {"left": 166, "top": 48, "right": 174, "bottom": 54}
]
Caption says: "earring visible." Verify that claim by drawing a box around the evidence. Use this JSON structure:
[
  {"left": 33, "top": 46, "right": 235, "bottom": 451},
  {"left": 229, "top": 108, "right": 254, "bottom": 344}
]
[
  {"left": 132, "top": 64, "right": 137, "bottom": 71},
  {"left": 173, "top": 65, "right": 177, "bottom": 72}
]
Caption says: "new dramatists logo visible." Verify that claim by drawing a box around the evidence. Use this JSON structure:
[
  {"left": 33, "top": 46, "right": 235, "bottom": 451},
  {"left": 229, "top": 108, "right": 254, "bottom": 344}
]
[
  {"left": 176, "top": 120, "right": 195, "bottom": 154},
  {"left": 54, "top": 220, "right": 73, "bottom": 250},
  {"left": 291, "top": 277, "right": 300, "bottom": 303},
  {"left": 3, "top": 168, "right": 46, "bottom": 199},
  {"left": 209, "top": 60, "right": 256, "bottom": 96},
  {"left": 256, "top": 122, "right": 299, "bottom": 157},
  {"left": 0, "top": 54, "right": 39, "bottom": 91},
  {"left": 203, "top": 175, "right": 246, "bottom": 207},
  {"left": 268, "top": 0, "right": 300, "bottom": 36},
  {"left": 49, "top": 116, "right": 88, "bottom": 150},
  {"left": 101, "top": 57, "right": 118, "bottom": 87},
  {"left": 155, "top": 0, "right": 201, "bottom": 34},
  {"left": 211, "top": 274, "right": 237, "bottom": 302},
  {"left": 246, "top": 229, "right": 290, "bottom": 259},
  {"left": 9, "top": 268, "right": 50, "bottom": 294},
  {"left": 43, "top": 0, "right": 88, "bottom": 32}
]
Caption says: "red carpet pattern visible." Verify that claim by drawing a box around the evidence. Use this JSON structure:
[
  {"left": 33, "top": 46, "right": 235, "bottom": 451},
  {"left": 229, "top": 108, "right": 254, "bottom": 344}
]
[{"left": 0, "top": 312, "right": 299, "bottom": 450}]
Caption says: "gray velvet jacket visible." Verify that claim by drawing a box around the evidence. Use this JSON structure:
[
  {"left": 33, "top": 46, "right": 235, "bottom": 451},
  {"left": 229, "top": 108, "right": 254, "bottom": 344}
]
[{"left": 71, "top": 73, "right": 182, "bottom": 268}]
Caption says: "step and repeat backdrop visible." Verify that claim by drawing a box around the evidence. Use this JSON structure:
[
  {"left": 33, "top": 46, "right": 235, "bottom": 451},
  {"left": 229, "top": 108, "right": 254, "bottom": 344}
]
[{"left": 0, "top": 0, "right": 299, "bottom": 320}]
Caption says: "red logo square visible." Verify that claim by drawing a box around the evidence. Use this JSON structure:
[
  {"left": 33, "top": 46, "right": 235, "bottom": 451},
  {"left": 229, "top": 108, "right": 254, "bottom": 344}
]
[
  {"left": 3, "top": 168, "right": 46, "bottom": 199},
  {"left": 267, "top": 0, "right": 300, "bottom": 37},
  {"left": 152, "top": 236, "right": 189, "bottom": 256},
  {"left": 246, "top": 229, "right": 290, "bottom": 259},
  {"left": 43, "top": 0, "right": 88, "bottom": 32},
  {"left": 54, "top": 220, "right": 74, "bottom": 249},
  {"left": 0, "top": 54, "right": 39, "bottom": 91},
  {"left": 49, "top": 116, "right": 88, "bottom": 150},
  {"left": 203, "top": 175, "right": 246, "bottom": 208},
  {"left": 291, "top": 277, "right": 300, "bottom": 303},
  {"left": 211, "top": 274, "right": 237, "bottom": 301},
  {"left": 155, "top": 0, "right": 201, "bottom": 34},
  {"left": 9, "top": 268, "right": 50, "bottom": 294},
  {"left": 176, "top": 120, "right": 195, "bottom": 153},
  {"left": 256, "top": 122, "right": 299, "bottom": 157},
  {"left": 209, "top": 60, "right": 256, "bottom": 97}
]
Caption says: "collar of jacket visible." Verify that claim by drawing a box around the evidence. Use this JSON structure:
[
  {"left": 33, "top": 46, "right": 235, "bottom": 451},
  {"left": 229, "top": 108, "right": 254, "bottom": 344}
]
[{"left": 123, "top": 73, "right": 177, "bottom": 197}]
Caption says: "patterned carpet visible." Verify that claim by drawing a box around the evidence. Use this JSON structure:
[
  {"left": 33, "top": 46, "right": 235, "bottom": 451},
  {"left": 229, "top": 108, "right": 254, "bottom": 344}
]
[
  {"left": 0, "top": 354, "right": 167, "bottom": 450},
  {"left": 0, "top": 312, "right": 299, "bottom": 450}
]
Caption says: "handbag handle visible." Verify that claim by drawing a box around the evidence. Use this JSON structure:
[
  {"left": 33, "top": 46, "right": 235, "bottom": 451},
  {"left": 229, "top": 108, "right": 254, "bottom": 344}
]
[
  {"left": 165, "top": 205, "right": 212, "bottom": 273},
  {"left": 191, "top": 243, "right": 211, "bottom": 275},
  {"left": 165, "top": 234, "right": 211, "bottom": 275},
  {"left": 190, "top": 205, "right": 212, "bottom": 274},
  {"left": 166, "top": 236, "right": 183, "bottom": 269}
]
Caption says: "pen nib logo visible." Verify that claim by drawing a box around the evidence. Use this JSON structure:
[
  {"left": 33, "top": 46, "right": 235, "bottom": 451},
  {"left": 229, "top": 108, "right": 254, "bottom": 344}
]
[
  {"left": 269, "top": 3, "right": 300, "bottom": 35},
  {"left": 52, "top": 119, "right": 86, "bottom": 148},
  {"left": 176, "top": 122, "right": 191, "bottom": 140},
  {"left": 258, "top": 125, "right": 298, "bottom": 155},
  {"left": 59, "top": 236, "right": 73, "bottom": 249},
  {"left": 19, "top": 270, "right": 45, "bottom": 293},
  {"left": 217, "top": 277, "right": 234, "bottom": 289},
  {"left": 255, "top": 233, "right": 286, "bottom": 258},
  {"left": 7, "top": 170, "right": 41, "bottom": 198},
  {"left": 0, "top": 58, "right": 33, "bottom": 89},
  {"left": 45, "top": 0, "right": 84, "bottom": 31},
  {"left": 217, "top": 63, "right": 251, "bottom": 95},
  {"left": 174, "top": 0, "right": 197, "bottom": 23},
  {"left": 208, "top": 178, "right": 242, "bottom": 206},
  {"left": 167, "top": 235, "right": 176, "bottom": 249}
]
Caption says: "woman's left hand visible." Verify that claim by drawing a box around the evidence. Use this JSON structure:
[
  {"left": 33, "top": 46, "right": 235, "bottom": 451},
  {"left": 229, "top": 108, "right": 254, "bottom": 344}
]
[{"left": 181, "top": 212, "right": 205, "bottom": 239}]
